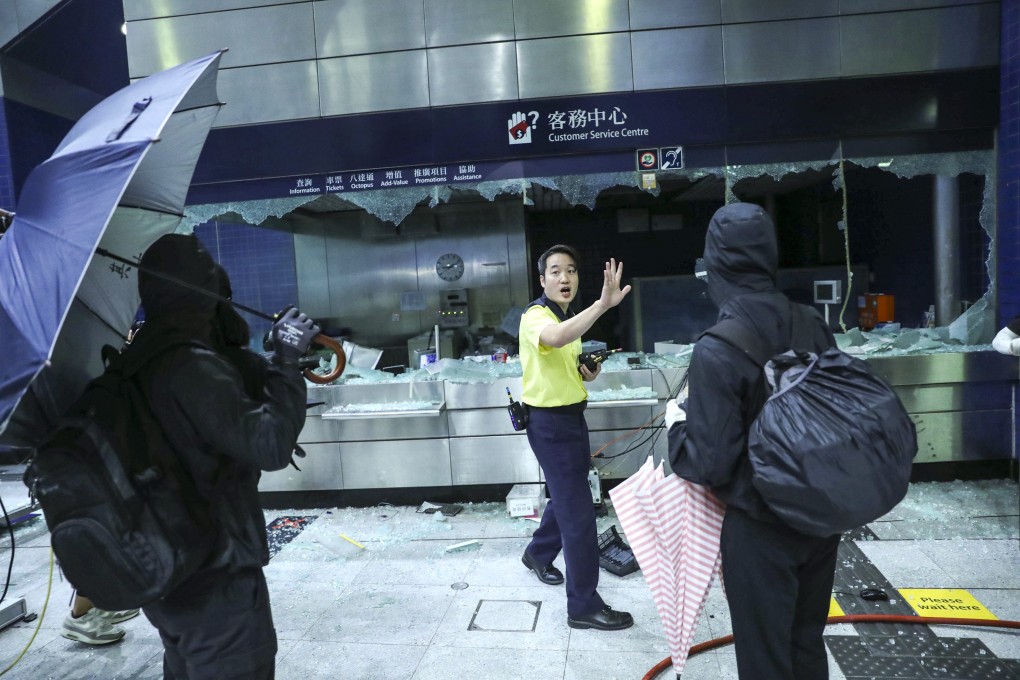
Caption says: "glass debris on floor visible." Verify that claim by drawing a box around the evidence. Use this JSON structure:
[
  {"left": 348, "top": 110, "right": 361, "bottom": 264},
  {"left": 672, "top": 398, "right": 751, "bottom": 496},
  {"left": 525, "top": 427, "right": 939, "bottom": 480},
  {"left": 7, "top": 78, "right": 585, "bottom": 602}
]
[{"left": 263, "top": 479, "right": 1017, "bottom": 568}]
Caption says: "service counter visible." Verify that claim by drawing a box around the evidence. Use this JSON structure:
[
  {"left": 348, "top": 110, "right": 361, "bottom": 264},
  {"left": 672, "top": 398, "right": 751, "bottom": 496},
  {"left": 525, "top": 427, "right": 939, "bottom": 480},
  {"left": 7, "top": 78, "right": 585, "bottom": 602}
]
[{"left": 258, "top": 351, "right": 1018, "bottom": 494}]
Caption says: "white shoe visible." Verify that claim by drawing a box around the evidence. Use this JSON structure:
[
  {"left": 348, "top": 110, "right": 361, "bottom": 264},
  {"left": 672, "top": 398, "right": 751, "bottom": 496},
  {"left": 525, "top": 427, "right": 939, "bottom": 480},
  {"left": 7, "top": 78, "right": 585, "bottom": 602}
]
[
  {"left": 62, "top": 609, "right": 125, "bottom": 645},
  {"left": 91, "top": 607, "right": 140, "bottom": 624}
]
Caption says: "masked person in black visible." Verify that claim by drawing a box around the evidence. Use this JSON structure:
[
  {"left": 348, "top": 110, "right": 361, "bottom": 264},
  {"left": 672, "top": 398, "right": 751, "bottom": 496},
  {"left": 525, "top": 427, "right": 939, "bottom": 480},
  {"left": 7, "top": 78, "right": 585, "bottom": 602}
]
[
  {"left": 666, "top": 203, "right": 840, "bottom": 679},
  {"left": 129, "top": 234, "right": 317, "bottom": 680}
]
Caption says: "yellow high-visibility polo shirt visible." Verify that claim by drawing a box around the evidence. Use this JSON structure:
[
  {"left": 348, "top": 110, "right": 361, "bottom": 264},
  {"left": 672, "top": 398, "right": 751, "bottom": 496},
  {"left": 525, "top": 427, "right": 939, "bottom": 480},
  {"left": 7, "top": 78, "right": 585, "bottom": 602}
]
[{"left": 519, "top": 303, "right": 586, "bottom": 407}]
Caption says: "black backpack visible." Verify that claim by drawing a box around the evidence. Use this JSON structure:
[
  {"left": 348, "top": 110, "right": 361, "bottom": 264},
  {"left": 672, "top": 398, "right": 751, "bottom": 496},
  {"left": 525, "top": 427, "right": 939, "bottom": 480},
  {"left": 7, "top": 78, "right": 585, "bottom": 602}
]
[
  {"left": 704, "top": 303, "right": 918, "bottom": 537},
  {"left": 24, "top": 344, "right": 218, "bottom": 611}
]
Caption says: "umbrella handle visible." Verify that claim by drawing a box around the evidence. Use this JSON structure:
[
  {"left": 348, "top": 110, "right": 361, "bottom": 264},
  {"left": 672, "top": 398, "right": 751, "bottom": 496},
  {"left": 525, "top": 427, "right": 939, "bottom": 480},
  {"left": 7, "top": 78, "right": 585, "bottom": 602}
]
[{"left": 303, "top": 334, "right": 346, "bottom": 385}]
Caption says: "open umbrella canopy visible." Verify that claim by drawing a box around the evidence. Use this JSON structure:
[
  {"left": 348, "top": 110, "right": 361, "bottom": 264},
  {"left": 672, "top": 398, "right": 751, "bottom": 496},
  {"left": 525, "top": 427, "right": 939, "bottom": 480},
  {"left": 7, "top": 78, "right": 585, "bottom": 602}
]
[{"left": 0, "top": 51, "right": 224, "bottom": 446}]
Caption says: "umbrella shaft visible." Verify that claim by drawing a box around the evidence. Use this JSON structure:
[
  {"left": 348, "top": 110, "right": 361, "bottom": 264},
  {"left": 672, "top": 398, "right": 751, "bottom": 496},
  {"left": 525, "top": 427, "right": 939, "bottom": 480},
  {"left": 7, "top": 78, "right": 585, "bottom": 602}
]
[{"left": 95, "top": 247, "right": 275, "bottom": 321}]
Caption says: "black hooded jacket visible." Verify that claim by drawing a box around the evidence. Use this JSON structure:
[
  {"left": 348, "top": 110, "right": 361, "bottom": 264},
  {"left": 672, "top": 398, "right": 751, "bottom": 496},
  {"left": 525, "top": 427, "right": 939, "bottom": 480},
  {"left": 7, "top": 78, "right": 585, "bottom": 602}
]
[
  {"left": 667, "top": 203, "right": 835, "bottom": 521},
  {"left": 126, "top": 234, "right": 306, "bottom": 572}
]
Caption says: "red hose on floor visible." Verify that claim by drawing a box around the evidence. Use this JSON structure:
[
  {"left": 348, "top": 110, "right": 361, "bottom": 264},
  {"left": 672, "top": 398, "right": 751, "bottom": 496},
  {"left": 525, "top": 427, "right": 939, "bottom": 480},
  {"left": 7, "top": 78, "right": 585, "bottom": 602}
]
[{"left": 642, "top": 614, "right": 1020, "bottom": 680}]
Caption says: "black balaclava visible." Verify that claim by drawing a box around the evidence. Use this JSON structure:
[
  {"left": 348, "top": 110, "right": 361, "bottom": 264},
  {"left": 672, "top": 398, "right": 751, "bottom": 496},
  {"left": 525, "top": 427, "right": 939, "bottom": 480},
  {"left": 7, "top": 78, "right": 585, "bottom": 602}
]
[
  {"left": 121, "top": 234, "right": 219, "bottom": 371},
  {"left": 139, "top": 234, "right": 219, "bottom": 321},
  {"left": 212, "top": 263, "right": 251, "bottom": 349},
  {"left": 131, "top": 233, "right": 219, "bottom": 362},
  {"left": 703, "top": 202, "right": 778, "bottom": 309}
]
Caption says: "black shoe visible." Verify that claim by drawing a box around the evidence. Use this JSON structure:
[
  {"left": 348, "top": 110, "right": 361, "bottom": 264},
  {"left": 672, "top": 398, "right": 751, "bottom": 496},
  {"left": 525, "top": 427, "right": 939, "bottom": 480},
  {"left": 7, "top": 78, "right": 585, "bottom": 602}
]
[
  {"left": 521, "top": 550, "right": 564, "bottom": 585},
  {"left": 567, "top": 605, "right": 634, "bottom": 631}
]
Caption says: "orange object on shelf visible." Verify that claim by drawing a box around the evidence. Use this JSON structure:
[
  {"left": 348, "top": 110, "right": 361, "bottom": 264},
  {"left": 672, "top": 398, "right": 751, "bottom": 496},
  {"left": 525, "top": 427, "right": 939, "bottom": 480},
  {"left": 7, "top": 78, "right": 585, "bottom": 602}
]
[{"left": 857, "top": 293, "right": 895, "bottom": 331}]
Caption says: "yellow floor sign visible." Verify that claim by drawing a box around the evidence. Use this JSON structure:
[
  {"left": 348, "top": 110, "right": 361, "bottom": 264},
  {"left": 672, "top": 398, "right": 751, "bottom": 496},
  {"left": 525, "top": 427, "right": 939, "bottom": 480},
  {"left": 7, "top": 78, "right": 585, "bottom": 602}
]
[
  {"left": 829, "top": 598, "right": 845, "bottom": 617},
  {"left": 898, "top": 588, "right": 998, "bottom": 620}
]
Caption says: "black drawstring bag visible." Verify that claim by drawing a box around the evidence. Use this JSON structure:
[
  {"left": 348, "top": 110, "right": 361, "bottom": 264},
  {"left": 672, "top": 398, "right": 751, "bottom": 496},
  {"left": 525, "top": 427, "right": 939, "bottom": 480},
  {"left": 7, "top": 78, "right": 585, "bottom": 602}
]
[{"left": 705, "top": 303, "right": 918, "bottom": 537}]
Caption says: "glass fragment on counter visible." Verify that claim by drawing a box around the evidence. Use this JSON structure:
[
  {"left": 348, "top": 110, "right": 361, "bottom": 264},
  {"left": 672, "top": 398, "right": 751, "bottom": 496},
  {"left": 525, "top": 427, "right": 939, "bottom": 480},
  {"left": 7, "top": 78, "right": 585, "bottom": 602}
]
[
  {"left": 420, "top": 357, "right": 526, "bottom": 382},
  {"left": 337, "top": 366, "right": 425, "bottom": 384},
  {"left": 324, "top": 400, "right": 437, "bottom": 415},
  {"left": 947, "top": 295, "right": 994, "bottom": 345},
  {"left": 302, "top": 326, "right": 996, "bottom": 391},
  {"left": 835, "top": 327, "right": 992, "bottom": 357},
  {"left": 587, "top": 386, "right": 658, "bottom": 402},
  {"left": 644, "top": 349, "right": 694, "bottom": 368}
]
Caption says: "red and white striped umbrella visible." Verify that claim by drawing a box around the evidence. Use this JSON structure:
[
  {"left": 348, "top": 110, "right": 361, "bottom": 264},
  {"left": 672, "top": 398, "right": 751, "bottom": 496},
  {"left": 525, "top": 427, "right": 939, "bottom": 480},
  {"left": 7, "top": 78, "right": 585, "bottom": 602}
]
[{"left": 609, "top": 456, "right": 725, "bottom": 677}]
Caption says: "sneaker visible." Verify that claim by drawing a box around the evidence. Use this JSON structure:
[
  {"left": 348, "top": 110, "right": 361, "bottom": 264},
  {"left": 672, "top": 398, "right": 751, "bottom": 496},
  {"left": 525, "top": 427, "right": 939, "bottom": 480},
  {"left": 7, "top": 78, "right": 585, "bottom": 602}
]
[
  {"left": 91, "top": 607, "right": 140, "bottom": 624},
  {"left": 62, "top": 609, "right": 125, "bottom": 645}
]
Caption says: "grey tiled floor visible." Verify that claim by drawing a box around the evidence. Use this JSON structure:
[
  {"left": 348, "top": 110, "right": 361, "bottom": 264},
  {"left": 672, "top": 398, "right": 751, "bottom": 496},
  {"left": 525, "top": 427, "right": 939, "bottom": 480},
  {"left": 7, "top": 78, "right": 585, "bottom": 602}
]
[{"left": 0, "top": 479, "right": 1016, "bottom": 679}]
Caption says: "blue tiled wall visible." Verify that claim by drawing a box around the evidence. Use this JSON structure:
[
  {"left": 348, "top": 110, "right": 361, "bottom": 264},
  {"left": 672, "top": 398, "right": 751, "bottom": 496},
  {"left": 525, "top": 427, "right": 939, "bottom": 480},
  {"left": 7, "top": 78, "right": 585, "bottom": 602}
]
[
  {"left": 1000, "top": 0, "right": 1020, "bottom": 469},
  {"left": 0, "top": 101, "right": 14, "bottom": 212},
  {"left": 194, "top": 220, "right": 298, "bottom": 349},
  {"left": 1001, "top": 0, "right": 1020, "bottom": 323},
  {"left": 2, "top": 97, "right": 73, "bottom": 201}
]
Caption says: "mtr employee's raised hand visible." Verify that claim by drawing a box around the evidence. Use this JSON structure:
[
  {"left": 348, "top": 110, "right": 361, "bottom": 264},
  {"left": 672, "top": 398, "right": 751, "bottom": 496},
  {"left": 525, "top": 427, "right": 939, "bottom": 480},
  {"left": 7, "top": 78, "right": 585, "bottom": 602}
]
[{"left": 598, "top": 258, "right": 632, "bottom": 310}]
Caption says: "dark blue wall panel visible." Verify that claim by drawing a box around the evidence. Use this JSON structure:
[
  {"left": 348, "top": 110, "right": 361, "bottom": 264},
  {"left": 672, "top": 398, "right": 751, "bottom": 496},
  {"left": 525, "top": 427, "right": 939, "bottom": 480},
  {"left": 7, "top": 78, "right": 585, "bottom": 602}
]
[
  {"left": 0, "top": 100, "right": 13, "bottom": 212},
  {"left": 2, "top": 98, "right": 72, "bottom": 202},
  {"left": 1001, "top": 0, "right": 1020, "bottom": 324},
  {"left": 3, "top": 0, "right": 127, "bottom": 97},
  {"left": 194, "top": 220, "right": 297, "bottom": 350}
]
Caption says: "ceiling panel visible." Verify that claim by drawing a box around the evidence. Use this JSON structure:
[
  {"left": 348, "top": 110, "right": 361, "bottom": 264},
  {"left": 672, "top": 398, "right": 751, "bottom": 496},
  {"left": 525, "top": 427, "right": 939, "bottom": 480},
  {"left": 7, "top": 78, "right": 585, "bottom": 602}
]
[
  {"left": 425, "top": 0, "right": 515, "bottom": 47},
  {"left": 318, "top": 51, "right": 430, "bottom": 116},
  {"left": 513, "top": 0, "right": 630, "bottom": 40},
  {"left": 628, "top": 0, "right": 722, "bottom": 29},
  {"left": 517, "top": 33, "right": 633, "bottom": 99},
  {"left": 632, "top": 26, "right": 724, "bottom": 90},
  {"left": 314, "top": 0, "right": 426, "bottom": 58},
  {"left": 126, "top": 3, "right": 315, "bottom": 78},
  {"left": 428, "top": 42, "right": 518, "bottom": 106},
  {"left": 723, "top": 18, "right": 840, "bottom": 84}
]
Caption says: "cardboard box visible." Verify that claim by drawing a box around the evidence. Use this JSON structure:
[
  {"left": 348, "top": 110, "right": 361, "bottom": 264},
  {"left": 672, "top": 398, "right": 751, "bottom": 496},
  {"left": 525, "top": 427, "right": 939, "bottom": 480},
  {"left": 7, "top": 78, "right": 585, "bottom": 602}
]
[{"left": 506, "top": 483, "right": 546, "bottom": 518}]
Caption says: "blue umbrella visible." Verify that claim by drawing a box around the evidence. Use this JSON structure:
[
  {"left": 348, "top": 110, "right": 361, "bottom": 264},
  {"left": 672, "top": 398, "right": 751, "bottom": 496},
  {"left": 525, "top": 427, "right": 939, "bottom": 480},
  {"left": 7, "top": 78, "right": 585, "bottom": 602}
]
[{"left": 0, "top": 51, "right": 225, "bottom": 446}]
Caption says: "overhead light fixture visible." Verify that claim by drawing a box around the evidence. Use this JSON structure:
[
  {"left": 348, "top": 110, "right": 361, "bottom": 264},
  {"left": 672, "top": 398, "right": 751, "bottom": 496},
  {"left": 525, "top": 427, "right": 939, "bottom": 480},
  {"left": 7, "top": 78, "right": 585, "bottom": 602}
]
[
  {"left": 877, "top": 159, "right": 893, "bottom": 168},
  {"left": 121, "top": 22, "right": 127, "bottom": 36}
]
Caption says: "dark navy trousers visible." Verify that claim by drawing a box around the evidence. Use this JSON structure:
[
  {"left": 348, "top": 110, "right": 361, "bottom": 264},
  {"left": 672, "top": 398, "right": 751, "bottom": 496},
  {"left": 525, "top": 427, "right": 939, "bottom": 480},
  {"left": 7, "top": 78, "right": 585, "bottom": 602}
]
[
  {"left": 524, "top": 403, "right": 604, "bottom": 618},
  {"left": 142, "top": 567, "right": 276, "bottom": 680},
  {"left": 721, "top": 507, "right": 840, "bottom": 680}
]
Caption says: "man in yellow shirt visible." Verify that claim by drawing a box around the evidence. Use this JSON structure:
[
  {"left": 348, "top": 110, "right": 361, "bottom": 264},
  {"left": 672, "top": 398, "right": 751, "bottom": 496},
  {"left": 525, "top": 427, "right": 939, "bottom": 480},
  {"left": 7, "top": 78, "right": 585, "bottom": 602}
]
[{"left": 518, "top": 244, "right": 634, "bottom": 631}]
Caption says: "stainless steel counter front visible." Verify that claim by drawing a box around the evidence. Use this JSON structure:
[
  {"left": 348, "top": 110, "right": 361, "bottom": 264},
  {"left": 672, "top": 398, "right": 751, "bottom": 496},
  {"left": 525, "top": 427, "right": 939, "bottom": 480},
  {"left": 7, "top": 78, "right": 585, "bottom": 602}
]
[
  {"left": 259, "top": 351, "right": 1018, "bottom": 493},
  {"left": 869, "top": 352, "right": 1018, "bottom": 465}
]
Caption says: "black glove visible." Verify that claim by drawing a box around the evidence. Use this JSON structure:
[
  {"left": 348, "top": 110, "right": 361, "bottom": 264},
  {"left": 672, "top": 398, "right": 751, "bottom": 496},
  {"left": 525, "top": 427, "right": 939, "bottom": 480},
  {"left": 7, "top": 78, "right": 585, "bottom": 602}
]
[{"left": 271, "top": 307, "right": 320, "bottom": 366}]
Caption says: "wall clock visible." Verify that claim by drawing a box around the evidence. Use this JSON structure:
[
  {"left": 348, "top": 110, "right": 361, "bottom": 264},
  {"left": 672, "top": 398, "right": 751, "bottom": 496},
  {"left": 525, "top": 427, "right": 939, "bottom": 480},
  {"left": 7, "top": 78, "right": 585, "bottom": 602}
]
[{"left": 436, "top": 252, "right": 465, "bottom": 282}]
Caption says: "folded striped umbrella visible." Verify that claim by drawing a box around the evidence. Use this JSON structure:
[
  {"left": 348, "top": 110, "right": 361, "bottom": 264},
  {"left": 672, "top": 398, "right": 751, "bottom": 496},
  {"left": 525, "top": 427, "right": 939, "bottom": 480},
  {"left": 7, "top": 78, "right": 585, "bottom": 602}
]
[{"left": 609, "top": 456, "right": 725, "bottom": 677}]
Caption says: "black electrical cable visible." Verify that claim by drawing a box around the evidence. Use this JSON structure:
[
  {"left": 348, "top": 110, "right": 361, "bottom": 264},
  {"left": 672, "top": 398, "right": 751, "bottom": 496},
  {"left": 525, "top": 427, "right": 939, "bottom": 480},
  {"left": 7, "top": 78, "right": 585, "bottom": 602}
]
[
  {"left": 595, "top": 364, "right": 689, "bottom": 461},
  {"left": 598, "top": 427, "right": 659, "bottom": 460}
]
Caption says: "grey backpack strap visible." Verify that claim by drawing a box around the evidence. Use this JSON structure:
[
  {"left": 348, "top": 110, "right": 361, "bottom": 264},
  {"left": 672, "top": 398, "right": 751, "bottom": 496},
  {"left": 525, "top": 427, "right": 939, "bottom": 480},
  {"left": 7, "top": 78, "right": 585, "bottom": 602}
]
[
  {"left": 703, "top": 297, "right": 817, "bottom": 367},
  {"left": 788, "top": 301, "right": 815, "bottom": 353},
  {"left": 701, "top": 318, "right": 774, "bottom": 368}
]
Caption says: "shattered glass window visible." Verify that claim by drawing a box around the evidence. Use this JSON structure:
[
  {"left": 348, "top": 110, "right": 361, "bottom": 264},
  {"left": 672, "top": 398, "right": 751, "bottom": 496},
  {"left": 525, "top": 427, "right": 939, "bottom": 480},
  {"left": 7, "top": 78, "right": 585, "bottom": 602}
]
[{"left": 182, "top": 148, "right": 997, "bottom": 360}]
